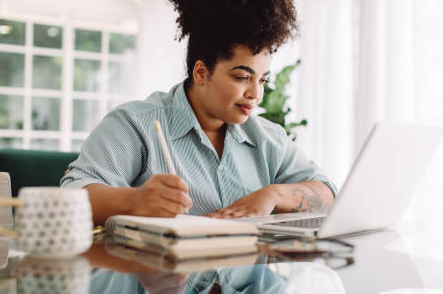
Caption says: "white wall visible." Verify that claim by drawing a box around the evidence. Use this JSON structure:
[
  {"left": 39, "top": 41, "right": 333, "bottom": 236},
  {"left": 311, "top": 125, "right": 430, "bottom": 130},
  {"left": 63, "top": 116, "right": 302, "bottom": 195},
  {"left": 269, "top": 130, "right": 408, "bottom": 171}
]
[
  {"left": 0, "top": 0, "right": 140, "bottom": 28},
  {"left": 137, "top": 0, "right": 186, "bottom": 97}
]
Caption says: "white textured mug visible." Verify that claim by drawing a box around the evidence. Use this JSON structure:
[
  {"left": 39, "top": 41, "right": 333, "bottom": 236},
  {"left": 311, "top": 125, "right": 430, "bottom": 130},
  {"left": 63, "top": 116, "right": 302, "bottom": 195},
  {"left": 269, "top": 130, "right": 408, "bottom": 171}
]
[{"left": 0, "top": 187, "right": 93, "bottom": 257}]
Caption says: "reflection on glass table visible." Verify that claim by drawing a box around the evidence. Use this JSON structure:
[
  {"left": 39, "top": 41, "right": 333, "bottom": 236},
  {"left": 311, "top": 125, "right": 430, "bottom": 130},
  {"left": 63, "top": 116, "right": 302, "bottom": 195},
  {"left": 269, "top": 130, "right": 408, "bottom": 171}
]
[
  {"left": 85, "top": 242, "right": 287, "bottom": 294},
  {"left": 12, "top": 255, "right": 91, "bottom": 294},
  {"left": 86, "top": 236, "right": 347, "bottom": 294},
  {"left": 258, "top": 234, "right": 354, "bottom": 271},
  {"left": 0, "top": 233, "right": 353, "bottom": 294},
  {"left": 0, "top": 239, "right": 8, "bottom": 270}
]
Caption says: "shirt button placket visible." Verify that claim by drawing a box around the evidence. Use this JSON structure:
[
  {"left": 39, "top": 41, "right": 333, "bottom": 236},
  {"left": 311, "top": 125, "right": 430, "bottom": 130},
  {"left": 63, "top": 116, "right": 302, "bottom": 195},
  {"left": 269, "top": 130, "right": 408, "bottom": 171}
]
[{"left": 216, "top": 164, "right": 225, "bottom": 206}]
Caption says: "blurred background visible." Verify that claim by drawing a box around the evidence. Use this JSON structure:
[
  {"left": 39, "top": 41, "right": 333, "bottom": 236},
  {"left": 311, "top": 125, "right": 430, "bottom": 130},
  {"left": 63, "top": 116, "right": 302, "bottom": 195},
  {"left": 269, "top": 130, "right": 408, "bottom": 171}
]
[{"left": 0, "top": 0, "right": 442, "bottom": 192}]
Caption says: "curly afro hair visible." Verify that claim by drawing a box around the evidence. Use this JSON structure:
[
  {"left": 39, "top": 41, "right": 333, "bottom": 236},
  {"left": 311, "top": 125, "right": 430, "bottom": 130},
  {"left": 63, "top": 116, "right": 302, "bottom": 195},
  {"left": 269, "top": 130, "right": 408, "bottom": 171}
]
[{"left": 167, "top": 0, "right": 298, "bottom": 85}]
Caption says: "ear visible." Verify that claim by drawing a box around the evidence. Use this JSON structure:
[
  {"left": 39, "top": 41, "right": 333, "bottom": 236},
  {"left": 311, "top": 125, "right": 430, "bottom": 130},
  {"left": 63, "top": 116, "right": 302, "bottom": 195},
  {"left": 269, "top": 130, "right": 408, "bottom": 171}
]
[{"left": 192, "top": 60, "right": 209, "bottom": 86}]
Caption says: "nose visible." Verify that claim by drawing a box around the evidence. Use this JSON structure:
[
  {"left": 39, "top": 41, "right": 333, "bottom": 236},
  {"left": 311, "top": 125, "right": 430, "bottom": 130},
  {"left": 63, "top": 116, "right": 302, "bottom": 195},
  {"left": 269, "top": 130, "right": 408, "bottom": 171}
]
[{"left": 244, "top": 82, "right": 262, "bottom": 101}]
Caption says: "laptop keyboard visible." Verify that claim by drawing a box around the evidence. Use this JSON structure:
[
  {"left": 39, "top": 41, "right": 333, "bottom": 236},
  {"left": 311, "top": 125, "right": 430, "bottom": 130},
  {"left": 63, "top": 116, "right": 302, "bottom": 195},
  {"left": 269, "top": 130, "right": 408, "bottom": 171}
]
[{"left": 267, "top": 217, "right": 325, "bottom": 229}]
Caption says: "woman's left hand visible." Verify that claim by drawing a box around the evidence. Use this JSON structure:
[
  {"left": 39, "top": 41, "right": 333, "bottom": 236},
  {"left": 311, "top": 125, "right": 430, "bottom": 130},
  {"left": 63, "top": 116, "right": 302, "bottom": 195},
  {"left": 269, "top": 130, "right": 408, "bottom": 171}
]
[{"left": 205, "top": 185, "right": 280, "bottom": 218}]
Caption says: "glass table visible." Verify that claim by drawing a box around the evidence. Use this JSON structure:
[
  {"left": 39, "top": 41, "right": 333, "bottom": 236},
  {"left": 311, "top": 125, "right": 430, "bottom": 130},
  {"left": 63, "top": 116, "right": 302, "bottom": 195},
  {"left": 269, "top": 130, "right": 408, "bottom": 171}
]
[{"left": 1, "top": 212, "right": 443, "bottom": 294}]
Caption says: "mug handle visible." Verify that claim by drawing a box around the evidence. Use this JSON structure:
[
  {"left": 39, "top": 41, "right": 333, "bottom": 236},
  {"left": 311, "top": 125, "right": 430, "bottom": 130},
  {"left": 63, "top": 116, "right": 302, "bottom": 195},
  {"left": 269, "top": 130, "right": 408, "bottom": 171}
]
[{"left": 0, "top": 199, "right": 22, "bottom": 238}]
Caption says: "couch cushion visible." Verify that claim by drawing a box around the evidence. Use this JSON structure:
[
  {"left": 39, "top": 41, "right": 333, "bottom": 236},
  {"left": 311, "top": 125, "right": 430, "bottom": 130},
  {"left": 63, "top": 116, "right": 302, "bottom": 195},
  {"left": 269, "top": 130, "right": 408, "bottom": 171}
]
[{"left": 0, "top": 149, "right": 78, "bottom": 196}]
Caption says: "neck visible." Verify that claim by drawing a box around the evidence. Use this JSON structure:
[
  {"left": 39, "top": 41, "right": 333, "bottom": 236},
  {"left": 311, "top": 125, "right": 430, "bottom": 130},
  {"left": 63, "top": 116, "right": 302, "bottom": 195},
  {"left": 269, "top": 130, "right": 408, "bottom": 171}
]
[{"left": 186, "top": 83, "right": 226, "bottom": 133}]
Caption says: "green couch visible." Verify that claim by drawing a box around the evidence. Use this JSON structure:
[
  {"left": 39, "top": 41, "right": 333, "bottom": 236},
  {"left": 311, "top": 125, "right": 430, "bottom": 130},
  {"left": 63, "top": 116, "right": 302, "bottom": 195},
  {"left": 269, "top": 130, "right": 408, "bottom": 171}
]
[{"left": 0, "top": 149, "right": 79, "bottom": 196}]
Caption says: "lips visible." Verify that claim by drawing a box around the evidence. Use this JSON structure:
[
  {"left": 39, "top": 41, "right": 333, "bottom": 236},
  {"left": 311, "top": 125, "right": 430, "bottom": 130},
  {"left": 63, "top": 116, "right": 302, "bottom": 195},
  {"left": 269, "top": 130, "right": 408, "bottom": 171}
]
[{"left": 235, "top": 103, "right": 254, "bottom": 116}]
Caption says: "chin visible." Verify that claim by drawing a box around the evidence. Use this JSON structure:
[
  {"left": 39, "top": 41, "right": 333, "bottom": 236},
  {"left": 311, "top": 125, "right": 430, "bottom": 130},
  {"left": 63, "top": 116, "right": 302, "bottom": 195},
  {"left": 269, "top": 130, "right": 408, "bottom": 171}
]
[{"left": 228, "top": 116, "right": 249, "bottom": 125}]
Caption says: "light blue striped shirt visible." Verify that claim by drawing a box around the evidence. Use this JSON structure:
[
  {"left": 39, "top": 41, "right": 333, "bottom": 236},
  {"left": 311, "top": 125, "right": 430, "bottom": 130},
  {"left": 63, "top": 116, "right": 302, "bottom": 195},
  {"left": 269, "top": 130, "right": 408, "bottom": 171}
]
[{"left": 61, "top": 83, "right": 337, "bottom": 215}]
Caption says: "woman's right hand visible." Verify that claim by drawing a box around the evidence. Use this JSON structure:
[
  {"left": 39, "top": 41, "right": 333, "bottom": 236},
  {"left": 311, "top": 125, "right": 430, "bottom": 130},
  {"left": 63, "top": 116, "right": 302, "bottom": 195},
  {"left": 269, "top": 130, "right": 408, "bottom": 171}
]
[{"left": 128, "top": 174, "right": 192, "bottom": 217}]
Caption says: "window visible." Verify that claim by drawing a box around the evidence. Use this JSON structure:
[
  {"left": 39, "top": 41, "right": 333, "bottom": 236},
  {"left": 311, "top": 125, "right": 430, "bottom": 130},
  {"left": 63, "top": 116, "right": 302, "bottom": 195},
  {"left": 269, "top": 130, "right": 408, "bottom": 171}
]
[{"left": 0, "top": 16, "right": 137, "bottom": 152}]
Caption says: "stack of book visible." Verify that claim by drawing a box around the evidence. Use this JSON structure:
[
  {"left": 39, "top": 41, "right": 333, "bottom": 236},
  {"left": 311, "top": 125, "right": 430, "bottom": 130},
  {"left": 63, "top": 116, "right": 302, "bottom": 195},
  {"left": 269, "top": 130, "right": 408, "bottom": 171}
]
[{"left": 104, "top": 215, "right": 259, "bottom": 272}]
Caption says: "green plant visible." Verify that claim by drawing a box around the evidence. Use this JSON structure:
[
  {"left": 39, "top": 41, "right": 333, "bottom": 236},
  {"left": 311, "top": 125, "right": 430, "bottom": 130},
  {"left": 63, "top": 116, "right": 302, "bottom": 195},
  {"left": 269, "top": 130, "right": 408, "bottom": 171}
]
[{"left": 258, "top": 59, "right": 307, "bottom": 141}]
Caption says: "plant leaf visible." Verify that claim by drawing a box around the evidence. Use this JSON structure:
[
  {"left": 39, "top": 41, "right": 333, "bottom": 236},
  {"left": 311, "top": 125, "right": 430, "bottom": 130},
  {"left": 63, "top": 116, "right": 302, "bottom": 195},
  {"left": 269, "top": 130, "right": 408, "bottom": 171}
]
[
  {"left": 259, "top": 59, "right": 306, "bottom": 140},
  {"left": 259, "top": 112, "right": 285, "bottom": 127},
  {"left": 274, "top": 60, "right": 300, "bottom": 90},
  {"left": 265, "top": 91, "right": 288, "bottom": 113}
]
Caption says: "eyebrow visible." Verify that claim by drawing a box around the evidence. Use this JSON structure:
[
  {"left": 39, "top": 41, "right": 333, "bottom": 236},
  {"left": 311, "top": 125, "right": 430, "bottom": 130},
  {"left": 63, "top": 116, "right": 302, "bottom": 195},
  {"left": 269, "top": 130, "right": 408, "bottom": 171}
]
[{"left": 229, "top": 65, "right": 270, "bottom": 76}]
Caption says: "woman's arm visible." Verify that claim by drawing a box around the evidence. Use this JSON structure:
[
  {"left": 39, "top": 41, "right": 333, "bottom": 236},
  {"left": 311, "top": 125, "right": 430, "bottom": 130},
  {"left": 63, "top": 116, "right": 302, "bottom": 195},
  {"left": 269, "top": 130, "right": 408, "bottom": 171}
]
[
  {"left": 273, "top": 180, "right": 334, "bottom": 213},
  {"left": 86, "top": 174, "right": 192, "bottom": 225},
  {"left": 85, "top": 184, "right": 136, "bottom": 225},
  {"left": 206, "top": 180, "right": 334, "bottom": 218}
]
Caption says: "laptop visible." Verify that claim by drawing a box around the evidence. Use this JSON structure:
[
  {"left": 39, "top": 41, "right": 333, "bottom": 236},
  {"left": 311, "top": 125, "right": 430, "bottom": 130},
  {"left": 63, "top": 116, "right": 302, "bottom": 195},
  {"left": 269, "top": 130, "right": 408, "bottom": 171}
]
[{"left": 237, "top": 121, "right": 443, "bottom": 239}]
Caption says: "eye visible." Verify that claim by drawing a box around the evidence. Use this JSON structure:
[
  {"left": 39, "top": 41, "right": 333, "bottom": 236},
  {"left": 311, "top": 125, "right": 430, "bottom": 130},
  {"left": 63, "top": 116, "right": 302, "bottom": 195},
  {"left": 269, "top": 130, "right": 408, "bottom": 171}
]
[
  {"left": 235, "top": 76, "right": 249, "bottom": 81},
  {"left": 259, "top": 78, "right": 270, "bottom": 84}
]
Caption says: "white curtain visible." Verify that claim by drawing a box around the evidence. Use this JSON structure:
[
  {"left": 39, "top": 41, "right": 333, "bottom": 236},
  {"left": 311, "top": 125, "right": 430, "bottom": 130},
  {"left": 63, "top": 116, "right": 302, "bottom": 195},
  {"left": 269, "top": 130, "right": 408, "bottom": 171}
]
[
  {"left": 278, "top": 0, "right": 354, "bottom": 188},
  {"left": 282, "top": 0, "right": 443, "bottom": 192}
]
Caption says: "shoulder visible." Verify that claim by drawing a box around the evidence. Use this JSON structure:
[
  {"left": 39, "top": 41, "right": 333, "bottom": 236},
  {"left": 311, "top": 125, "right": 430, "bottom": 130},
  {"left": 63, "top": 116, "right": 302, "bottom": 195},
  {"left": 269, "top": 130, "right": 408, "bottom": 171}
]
[
  {"left": 110, "top": 91, "right": 171, "bottom": 118},
  {"left": 105, "top": 84, "right": 180, "bottom": 123}
]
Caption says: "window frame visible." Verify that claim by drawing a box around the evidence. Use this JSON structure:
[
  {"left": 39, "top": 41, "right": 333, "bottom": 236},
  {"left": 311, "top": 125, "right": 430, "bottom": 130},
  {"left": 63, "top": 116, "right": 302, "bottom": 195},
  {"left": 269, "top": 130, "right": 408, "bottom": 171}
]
[{"left": 0, "top": 13, "right": 138, "bottom": 151}]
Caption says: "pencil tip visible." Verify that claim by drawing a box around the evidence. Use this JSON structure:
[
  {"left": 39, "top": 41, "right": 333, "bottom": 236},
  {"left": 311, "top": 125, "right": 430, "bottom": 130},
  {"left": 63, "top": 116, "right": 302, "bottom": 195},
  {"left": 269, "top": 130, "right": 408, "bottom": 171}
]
[{"left": 154, "top": 120, "right": 161, "bottom": 131}]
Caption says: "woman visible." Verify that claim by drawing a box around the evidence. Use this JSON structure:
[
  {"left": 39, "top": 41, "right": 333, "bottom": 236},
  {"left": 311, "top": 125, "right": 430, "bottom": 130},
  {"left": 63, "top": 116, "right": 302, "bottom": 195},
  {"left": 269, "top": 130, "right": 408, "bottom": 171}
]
[{"left": 61, "top": 0, "right": 336, "bottom": 224}]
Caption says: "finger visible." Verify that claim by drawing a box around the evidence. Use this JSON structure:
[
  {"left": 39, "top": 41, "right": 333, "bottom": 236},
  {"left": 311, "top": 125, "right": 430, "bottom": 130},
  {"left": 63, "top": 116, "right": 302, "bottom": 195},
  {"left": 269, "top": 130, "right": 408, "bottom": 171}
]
[
  {"left": 218, "top": 207, "right": 235, "bottom": 215},
  {"left": 157, "top": 199, "right": 189, "bottom": 215},
  {"left": 220, "top": 207, "right": 250, "bottom": 218},
  {"left": 219, "top": 214, "right": 236, "bottom": 219},
  {"left": 160, "top": 187, "right": 192, "bottom": 208},
  {"left": 149, "top": 207, "right": 177, "bottom": 217},
  {"left": 231, "top": 209, "right": 249, "bottom": 218},
  {"left": 216, "top": 207, "right": 231, "bottom": 214},
  {"left": 157, "top": 174, "right": 189, "bottom": 192}
]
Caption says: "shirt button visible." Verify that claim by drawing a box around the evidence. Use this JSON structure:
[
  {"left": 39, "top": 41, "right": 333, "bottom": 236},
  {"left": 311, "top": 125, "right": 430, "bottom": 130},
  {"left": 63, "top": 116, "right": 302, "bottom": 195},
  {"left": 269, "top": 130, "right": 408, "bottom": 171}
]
[{"left": 218, "top": 165, "right": 224, "bottom": 172}]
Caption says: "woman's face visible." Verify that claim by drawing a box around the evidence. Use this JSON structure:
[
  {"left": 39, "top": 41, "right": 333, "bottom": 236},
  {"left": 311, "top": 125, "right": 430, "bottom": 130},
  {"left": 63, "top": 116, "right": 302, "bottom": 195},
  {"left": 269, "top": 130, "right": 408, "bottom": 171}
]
[{"left": 196, "top": 45, "right": 271, "bottom": 127}]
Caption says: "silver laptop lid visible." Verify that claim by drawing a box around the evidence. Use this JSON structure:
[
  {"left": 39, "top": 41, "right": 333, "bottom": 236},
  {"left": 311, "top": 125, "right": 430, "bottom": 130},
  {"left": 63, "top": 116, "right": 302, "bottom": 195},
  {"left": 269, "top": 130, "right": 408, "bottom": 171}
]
[{"left": 317, "top": 121, "right": 443, "bottom": 238}]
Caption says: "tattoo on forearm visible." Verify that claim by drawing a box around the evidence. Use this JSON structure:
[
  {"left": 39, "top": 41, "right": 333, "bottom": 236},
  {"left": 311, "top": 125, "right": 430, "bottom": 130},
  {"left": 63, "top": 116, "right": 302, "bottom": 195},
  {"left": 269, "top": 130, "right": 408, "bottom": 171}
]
[{"left": 290, "top": 184, "right": 329, "bottom": 213}]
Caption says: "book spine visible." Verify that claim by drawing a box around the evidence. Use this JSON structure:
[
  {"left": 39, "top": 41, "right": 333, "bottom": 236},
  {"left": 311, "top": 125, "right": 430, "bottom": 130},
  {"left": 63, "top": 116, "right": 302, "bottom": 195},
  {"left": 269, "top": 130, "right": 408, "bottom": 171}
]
[
  {"left": 105, "top": 216, "right": 169, "bottom": 236},
  {"left": 110, "top": 226, "right": 175, "bottom": 249},
  {"left": 105, "top": 216, "right": 118, "bottom": 235}
]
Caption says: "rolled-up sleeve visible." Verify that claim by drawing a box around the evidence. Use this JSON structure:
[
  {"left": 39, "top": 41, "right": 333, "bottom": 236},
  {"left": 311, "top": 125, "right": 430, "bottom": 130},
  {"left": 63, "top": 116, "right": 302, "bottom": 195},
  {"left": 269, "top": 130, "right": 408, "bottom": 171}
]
[
  {"left": 274, "top": 132, "right": 338, "bottom": 197},
  {"left": 61, "top": 108, "right": 147, "bottom": 189}
]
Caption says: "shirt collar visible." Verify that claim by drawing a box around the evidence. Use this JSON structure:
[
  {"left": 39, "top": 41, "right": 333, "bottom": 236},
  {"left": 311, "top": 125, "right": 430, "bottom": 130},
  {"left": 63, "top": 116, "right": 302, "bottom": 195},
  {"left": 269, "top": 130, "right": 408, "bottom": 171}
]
[
  {"left": 169, "top": 83, "right": 201, "bottom": 141},
  {"left": 229, "top": 123, "right": 257, "bottom": 147}
]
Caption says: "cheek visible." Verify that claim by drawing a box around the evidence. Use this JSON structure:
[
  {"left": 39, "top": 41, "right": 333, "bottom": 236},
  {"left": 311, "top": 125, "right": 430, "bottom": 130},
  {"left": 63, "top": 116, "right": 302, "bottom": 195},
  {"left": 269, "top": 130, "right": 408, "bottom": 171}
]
[
  {"left": 259, "top": 87, "right": 264, "bottom": 101},
  {"left": 214, "top": 80, "right": 243, "bottom": 103}
]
